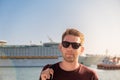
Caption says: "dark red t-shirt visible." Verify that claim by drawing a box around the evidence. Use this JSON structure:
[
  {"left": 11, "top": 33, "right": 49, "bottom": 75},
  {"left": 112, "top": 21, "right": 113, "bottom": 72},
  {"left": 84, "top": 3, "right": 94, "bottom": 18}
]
[{"left": 39, "top": 62, "right": 98, "bottom": 80}]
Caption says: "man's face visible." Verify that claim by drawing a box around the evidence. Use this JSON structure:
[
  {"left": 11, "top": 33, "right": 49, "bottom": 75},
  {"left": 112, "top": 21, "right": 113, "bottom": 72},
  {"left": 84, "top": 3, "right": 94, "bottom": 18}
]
[{"left": 60, "top": 35, "right": 84, "bottom": 63}]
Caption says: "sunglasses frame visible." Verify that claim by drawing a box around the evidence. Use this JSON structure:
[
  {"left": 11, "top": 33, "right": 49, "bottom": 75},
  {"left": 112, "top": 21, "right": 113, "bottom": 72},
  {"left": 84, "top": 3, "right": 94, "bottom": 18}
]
[{"left": 62, "top": 41, "right": 81, "bottom": 49}]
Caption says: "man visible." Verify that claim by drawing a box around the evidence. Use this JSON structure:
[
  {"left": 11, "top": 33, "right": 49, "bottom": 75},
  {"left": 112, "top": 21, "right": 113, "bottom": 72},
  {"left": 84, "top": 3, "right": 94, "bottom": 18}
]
[{"left": 39, "top": 28, "right": 98, "bottom": 80}]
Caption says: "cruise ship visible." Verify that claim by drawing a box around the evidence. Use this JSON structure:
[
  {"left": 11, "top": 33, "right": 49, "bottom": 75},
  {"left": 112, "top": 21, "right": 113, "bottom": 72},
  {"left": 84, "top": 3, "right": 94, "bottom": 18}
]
[
  {"left": 0, "top": 40, "right": 104, "bottom": 67},
  {"left": 0, "top": 40, "right": 61, "bottom": 67},
  {"left": 79, "top": 54, "right": 105, "bottom": 66}
]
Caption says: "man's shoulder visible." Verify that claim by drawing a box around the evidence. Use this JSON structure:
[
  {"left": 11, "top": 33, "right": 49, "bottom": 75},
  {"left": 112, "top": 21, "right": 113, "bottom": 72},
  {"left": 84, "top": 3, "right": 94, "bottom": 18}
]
[
  {"left": 42, "top": 62, "right": 59, "bottom": 70},
  {"left": 80, "top": 64, "right": 96, "bottom": 73}
]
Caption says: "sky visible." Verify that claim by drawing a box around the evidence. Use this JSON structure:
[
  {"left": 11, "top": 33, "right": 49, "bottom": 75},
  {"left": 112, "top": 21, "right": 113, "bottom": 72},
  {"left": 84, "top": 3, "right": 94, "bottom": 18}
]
[{"left": 0, "top": 0, "right": 120, "bottom": 55}]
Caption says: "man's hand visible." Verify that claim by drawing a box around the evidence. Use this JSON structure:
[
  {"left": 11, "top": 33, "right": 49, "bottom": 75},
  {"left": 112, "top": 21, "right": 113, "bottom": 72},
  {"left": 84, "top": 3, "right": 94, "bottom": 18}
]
[{"left": 40, "top": 68, "right": 54, "bottom": 80}]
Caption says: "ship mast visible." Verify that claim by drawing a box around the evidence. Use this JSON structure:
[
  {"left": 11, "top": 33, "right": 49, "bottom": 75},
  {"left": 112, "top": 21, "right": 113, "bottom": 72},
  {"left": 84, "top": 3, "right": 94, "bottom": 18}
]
[{"left": 47, "top": 36, "right": 54, "bottom": 43}]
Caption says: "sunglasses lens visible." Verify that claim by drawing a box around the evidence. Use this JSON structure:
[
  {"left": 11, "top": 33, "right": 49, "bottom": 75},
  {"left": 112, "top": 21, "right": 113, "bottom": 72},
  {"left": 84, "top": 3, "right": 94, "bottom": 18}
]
[
  {"left": 62, "top": 41, "right": 81, "bottom": 49},
  {"left": 62, "top": 41, "right": 70, "bottom": 48},
  {"left": 72, "top": 43, "right": 81, "bottom": 49}
]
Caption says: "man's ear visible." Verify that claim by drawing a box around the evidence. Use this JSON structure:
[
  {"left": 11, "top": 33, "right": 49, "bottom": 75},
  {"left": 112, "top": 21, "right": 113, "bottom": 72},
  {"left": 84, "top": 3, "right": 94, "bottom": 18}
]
[{"left": 80, "top": 46, "right": 84, "bottom": 53}]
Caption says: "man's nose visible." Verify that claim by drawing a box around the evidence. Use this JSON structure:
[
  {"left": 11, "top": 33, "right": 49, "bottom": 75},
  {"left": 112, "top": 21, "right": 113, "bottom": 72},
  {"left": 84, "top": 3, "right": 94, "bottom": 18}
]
[{"left": 67, "top": 44, "right": 73, "bottom": 49}]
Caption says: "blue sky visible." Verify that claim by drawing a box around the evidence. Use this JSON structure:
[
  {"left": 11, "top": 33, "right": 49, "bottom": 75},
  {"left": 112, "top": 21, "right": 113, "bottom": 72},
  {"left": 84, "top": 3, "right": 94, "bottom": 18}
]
[{"left": 0, "top": 0, "right": 120, "bottom": 55}]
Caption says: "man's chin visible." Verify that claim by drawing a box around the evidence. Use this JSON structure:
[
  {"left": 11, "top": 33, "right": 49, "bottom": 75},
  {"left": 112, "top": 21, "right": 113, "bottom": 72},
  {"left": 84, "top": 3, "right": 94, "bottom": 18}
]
[{"left": 65, "top": 58, "right": 74, "bottom": 63}]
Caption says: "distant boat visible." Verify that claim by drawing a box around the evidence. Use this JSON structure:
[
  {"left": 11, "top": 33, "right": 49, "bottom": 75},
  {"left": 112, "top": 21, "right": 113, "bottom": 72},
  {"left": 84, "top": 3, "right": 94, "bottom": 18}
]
[{"left": 97, "top": 56, "right": 120, "bottom": 70}]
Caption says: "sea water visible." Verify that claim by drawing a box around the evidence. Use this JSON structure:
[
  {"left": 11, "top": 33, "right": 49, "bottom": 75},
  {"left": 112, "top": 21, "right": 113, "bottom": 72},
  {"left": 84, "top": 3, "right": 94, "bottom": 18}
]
[{"left": 0, "top": 66, "right": 120, "bottom": 80}]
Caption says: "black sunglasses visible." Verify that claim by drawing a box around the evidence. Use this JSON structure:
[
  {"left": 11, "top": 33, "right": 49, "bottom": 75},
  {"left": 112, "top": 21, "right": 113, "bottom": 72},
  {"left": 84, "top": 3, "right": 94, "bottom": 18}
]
[{"left": 62, "top": 41, "right": 81, "bottom": 49}]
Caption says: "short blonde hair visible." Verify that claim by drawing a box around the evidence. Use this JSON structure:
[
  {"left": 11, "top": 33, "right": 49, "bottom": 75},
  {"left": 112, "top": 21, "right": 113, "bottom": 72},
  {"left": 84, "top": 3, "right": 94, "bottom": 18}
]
[{"left": 62, "top": 28, "right": 84, "bottom": 45}]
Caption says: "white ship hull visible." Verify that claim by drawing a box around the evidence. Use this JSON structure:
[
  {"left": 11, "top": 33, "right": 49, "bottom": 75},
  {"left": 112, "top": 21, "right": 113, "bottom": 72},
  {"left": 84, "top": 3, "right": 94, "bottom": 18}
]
[
  {"left": 0, "top": 55, "right": 104, "bottom": 67},
  {"left": 79, "top": 54, "right": 105, "bottom": 66}
]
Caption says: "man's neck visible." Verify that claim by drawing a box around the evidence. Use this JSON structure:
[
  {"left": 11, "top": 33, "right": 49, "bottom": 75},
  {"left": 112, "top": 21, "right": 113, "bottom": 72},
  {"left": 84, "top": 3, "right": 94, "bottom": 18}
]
[{"left": 59, "top": 61, "right": 80, "bottom": 71}]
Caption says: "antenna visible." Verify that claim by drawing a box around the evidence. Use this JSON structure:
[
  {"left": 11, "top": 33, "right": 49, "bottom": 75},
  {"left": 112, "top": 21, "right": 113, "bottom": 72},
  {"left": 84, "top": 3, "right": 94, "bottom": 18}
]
[
  {"left": 105, "top": 49, "right": 109, "bottom": 56},
  {"left": 47, "top": 36, "right": 54, "bottom": 42}
]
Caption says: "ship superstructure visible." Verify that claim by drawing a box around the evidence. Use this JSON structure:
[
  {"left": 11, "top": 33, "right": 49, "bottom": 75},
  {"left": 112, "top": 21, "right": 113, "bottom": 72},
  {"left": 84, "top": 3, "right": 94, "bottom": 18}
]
[{"left": 0, "top": 42, "right": 61, "bottom": 59}]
